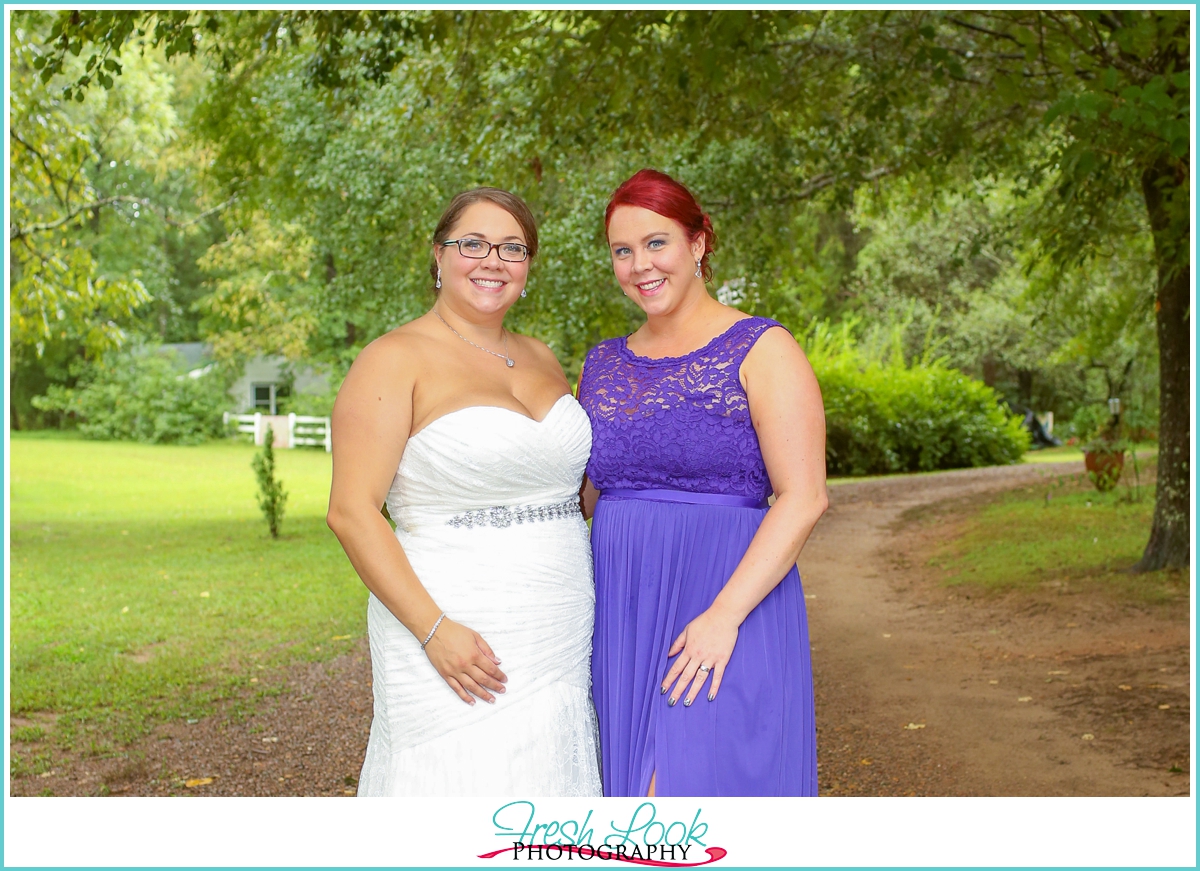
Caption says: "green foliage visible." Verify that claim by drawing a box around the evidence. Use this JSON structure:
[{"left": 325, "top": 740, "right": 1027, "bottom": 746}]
[
  {"left": 196, "top": 215, "right": 321, "bottom": 363},
  {"left": 251, "top": 428, "right": 288, "bottom": 538},
  {"left": 21, "top": 8, "right": 1184, "bottom": 568},
  {"left": 849, "top": 183, "right": 1159, "bottom": 426},
  {"left": 31, "top": 346, "right": 230, "bottom": 444},
  {"left": 807, "top": 322, "right": 1030, "bottom": 476},
  {"left": 278, "top": 381, "right": 338, "bottom": 418},
  {"left": 1069, "top": 404, "right": 1117, "bottom": 443},
  {"left": 10, "top": 13, "right": 230, "bottom": 434},
  {"left": 9, "top": 14, "right": 156, "bottom": 362}
]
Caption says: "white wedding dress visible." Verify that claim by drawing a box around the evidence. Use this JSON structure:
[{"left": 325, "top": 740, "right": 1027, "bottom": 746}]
[{"left": 357, "top": 394, "right": 602, "bottom": 796}]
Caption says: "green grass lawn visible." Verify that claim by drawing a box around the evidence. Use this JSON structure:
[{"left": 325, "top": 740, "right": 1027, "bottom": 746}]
[
  {"left": 1020, "top": 445, "right": 1086, "bottom": 464},
  {"left": 928, "top": 459, "right": 1184, "bottom": 604},
  {"left": 9, "top": 434, "right": 365, "bottom": 752}
]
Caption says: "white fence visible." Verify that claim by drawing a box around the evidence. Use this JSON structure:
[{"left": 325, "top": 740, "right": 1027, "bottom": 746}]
[{"left": 223, "top": 412, "right": 332, "bottom": 452}]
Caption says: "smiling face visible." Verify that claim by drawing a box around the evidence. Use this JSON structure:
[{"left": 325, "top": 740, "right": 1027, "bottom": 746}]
[
  {"left": 607, "top": 205, "right": 706, "bottom": 316},
  {"left": 434, "top": 201, "right": 531, "bottom": 317}
]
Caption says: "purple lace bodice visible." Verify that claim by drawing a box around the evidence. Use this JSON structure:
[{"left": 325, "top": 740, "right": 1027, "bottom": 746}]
[{"left": 579, "top": 317, "right": 787, "bottom": 501}]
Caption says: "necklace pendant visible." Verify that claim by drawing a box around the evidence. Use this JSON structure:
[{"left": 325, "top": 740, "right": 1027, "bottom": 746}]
[{"left": 505, "top": 358, "right": 515, "bottom": 368}]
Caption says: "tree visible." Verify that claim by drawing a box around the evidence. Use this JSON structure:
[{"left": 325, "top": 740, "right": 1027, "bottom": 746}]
[
  {"left": 9, "top": 12, "right": 230, "bottom": 428},
  {"left": 9, "top": 13, "right": 155, "bottom": 362},
  {"left": 879, "top": 12, "right": 1188, "bottom": 570},
  {"left": 42, "top": 10, "right": 1190, "bottom": 569}
]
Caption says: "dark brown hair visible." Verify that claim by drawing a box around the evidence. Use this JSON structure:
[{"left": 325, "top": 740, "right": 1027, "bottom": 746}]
[
  {"left": 605, "top": 169, "right": 716, "bottom": 282},
  {"left": 429, "top": 188, "right": 539, "bottom": 289}
]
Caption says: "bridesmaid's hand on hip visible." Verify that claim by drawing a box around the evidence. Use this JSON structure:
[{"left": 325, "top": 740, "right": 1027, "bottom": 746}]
[
  {"left": 424, "top": 619, "right": 507, "bottom": 705},
  {"left": 662, "top": 608, "right": 740, "bottom": 707}
]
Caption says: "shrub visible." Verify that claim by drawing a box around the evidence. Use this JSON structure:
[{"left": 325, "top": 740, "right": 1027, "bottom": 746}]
[
  {"left": 252, "top": 425, "right": 288, "bottom": 538},
  {"left": 805, "top": 321, "right": 1030, "bottom": 476},
  {"left": 278, "top": 381, "right": 338, "bottom": 418},
  {"left": 32, "top": 345, "right": 230, "bottom": 445}
]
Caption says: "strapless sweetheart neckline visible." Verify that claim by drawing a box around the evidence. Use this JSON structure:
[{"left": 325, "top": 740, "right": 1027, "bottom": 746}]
[
  {"left": 409, "top": 393, "right": 577, "bottom": 442},
  {"left": 360, "top": 387, "right": 600, "bottom": 797}
]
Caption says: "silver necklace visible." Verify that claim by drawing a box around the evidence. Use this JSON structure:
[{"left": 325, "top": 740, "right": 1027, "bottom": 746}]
[{"left": 433, "top": 308, "right": 514, "bottom": 367}]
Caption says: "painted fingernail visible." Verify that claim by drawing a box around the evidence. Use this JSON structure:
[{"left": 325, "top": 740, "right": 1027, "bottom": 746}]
[
  {"left": 660, "top": 686, "right": 668, "bottom": 695},
  {"left": 708, "top": 692, "right": 715, "bottom": 702},
  {"left": 683, "top": 698, "right": 693, "bottom": 707},
  {"left": 668, "top": 697, "right": 677, "bottom": 707}
]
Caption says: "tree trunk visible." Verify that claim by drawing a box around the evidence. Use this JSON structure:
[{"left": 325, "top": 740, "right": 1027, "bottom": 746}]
[
  {"left": 9, "top": 371, "right": 20, "bottom": 431},
  {"left": 981, "top": 353, "right": 997, "bottom": 388},
  {"left": 1133, "top": 157, "right": 1190, "bottom": 571},
  {"left": 1017, "top": 368, "right": 1034, "bottom": 409}
]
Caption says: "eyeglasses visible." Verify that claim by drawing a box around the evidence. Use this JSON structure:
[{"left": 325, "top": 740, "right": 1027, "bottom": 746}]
[{"left": 441, "top": 239, "right": 530, "bottom": 262}]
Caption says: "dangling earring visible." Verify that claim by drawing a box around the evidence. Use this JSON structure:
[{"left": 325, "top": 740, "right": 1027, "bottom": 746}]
[
  {"left": 435, "top": 266, "right": 442, "bottom": 290},
  {"left": 520, "top": 287, "right": 527, "bottom": 298},
  {"left": 695, "top": 259, "right": 703, "bottom": 279}
]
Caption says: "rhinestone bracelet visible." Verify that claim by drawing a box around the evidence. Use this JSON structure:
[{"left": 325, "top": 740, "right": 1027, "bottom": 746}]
[
  {"left": 421, "top": 612, "right": 446, "bottom": 650},
  {"left": 446, "top": 499, "right": 580, "bottom": 529}
]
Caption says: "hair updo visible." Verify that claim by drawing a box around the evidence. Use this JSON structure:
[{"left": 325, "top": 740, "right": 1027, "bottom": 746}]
[
  {"left": 604, "top": 169, "right": 717, "bottom": 282},
  {"left": 428, "top": 188, "right": 539, "bottom": 291}
]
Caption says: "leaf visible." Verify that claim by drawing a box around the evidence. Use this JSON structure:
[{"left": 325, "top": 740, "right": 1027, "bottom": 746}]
[
  {"left": 331, "top": 634, "right": 352, "bottom": 641},
  {"left": 1017, "top": 696, "right": 1033, "bottom": 702},
  {"left": 1081, "top": 733, "right": 1095, "bottom": 741},
  {"left": 903, "top": 722, "right": 925, "bottom": 730},
  {"left": 184, "top": 777, "right": 214, "bottom": 787}
]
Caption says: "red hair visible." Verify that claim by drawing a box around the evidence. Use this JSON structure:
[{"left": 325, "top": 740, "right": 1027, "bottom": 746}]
[{"left": 604, "top": 169, "right": 717, "bottom": 282}]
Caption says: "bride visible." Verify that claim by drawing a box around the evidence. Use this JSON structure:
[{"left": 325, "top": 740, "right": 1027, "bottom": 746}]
[{"left": 326, "top": 188, "right": 601, "bottom": 796}]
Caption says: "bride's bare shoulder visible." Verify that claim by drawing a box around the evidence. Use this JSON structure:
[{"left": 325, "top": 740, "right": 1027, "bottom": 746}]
[
  {"left": 510, "top": 332, "right": 567, "bottom": 377},
  {"left": 352, "top": 318, "right": 439, "bottom": 370},
  {"left": 341, "top": 321, "right": 441, "bottom": 399}
]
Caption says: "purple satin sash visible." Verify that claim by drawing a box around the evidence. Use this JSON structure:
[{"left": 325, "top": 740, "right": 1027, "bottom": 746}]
[{"left": 599, "top": 487, "right": 768, "bottom": 510}]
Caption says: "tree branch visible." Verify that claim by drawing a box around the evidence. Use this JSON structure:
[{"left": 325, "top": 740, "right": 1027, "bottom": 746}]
[
  {"left": 946, "top": 16, "right": 1026, "bottom": 47},
  {"left": 10, "top": 195, "right": 235, "bottom": 239},
  {"left": 9, "top": 131, "right": 68, "bottom": 206}
]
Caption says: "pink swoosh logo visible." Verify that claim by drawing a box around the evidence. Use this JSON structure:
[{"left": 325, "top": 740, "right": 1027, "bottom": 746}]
[{"left": 478, "top": 845, "right": 728, "bottom": 867}]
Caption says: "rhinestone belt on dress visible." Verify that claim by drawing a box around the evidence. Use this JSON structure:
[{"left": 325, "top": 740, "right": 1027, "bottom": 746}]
[{"left": 446, "top": 499, "right": 581, "bottom": 529}]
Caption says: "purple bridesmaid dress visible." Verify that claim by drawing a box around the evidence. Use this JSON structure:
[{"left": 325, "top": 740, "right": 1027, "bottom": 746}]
[{"left": 579, "top": 316, "right": 817, "bottom": 797}]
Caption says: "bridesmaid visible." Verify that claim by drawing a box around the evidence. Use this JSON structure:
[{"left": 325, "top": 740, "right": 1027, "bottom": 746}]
[{"left": 578, "top": 169, "right": 828, "bottom": 797}]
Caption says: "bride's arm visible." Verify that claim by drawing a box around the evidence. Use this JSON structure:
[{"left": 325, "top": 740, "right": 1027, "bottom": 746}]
[
  {"left": 580, "top": 478, "right": 600, "bottom": 520},
  {"left": 573, "top": 355, "right": 600, "bottom": 520},
  {"left": 326, "top": 334, "right": 507, "bottom": 706}
]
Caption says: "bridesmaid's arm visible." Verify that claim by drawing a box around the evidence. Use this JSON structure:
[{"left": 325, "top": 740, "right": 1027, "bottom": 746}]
[
  {"left": 326, "top": 335, "right": 507, "bottom": 705},
  {"left": 662, "top": 326, "right": 828, "bottom": 705}
]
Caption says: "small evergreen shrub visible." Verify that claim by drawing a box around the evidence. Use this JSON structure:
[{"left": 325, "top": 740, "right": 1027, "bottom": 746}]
[
  {"left": 32, "top": 345, "right": 230, "bottom": 445},
  {"left": 805, "top": 322, "right": 1030, "bottom": 476},
  {"left": 252, "top": 425, "right": 288, "bottom": 538}
]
